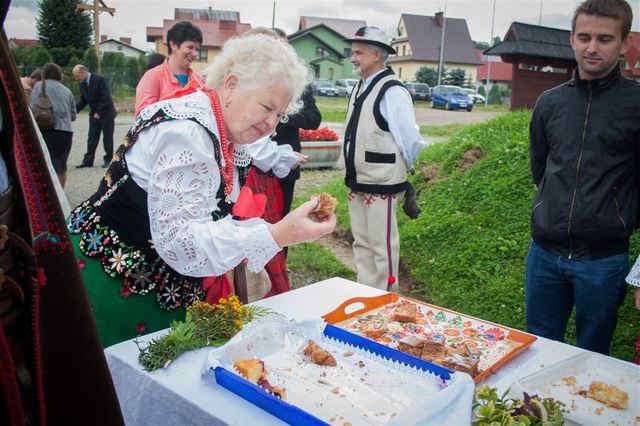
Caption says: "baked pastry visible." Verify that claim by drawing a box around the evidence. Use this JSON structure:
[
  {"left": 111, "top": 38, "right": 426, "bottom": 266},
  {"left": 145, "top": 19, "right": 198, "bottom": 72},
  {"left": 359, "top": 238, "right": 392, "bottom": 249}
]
[
  {"left": 358, "top": 315, "right": 387, "bottom": 338},
  {"left": 304, "top": 339, "right": 337, "bottom": 366},
  {"left": 234, "top": 359, "right": 266, "bottom": 383},
  {"left": 234, "top": 358, "right": 287, "bottom": 400},
  {"left": 397, "top": 335, "right": 425, "bottom": 357},
  {"left": 585, "top": 381, "right": 628, "bottom": 410},
  {"left": 315, "top": 192, "right": 337, "bottom": 218},
  {"left": 420, "top": 335, "right": 447, "bottom": 361},
  {"left": 440, "top": 353, "right": 480, "bottom": 376},
  {"left": 393, "top": 302, "right": 417, "bottom": 322}
]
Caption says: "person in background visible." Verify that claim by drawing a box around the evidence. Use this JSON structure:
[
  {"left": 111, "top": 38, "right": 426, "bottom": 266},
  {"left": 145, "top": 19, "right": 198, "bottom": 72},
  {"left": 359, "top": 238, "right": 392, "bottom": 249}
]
[
  {"left": 30, "top": 63, "right": 76, "bottom": 188},
  {"left": 244, "top": 27, "right": 321, "bottom": 256},
  {"left": 72, "top": 64, "right": 117, "bottom": 168},
  {"left": 343, "top": 27, "right": 425, "bottom": 290},
  {"left": 67, "top": 34, "right": 335, "bottom": 347},
  {"left": 146, "top": 53, "right": 166, "bottom": 71},
  {"left": 526, "top": 0, "right": 639, "bottom": 355},
  {"left": 135, "top": 21, "right": 205, "bottom": 116},
  {"left": 20, "top": 69, "right": 41, "bottom": 102}
]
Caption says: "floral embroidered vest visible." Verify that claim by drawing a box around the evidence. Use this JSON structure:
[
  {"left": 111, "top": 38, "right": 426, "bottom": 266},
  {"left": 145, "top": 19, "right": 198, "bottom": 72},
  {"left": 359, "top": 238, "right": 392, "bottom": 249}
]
[{"left": 68, "top": 106, "right": 248, "bottom": 311}]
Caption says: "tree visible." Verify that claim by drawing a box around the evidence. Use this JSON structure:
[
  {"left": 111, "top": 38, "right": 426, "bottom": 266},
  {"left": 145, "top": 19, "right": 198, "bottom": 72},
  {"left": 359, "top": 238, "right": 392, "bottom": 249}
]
[
  {"left": 492, "top": 36, "right": 502, "bottom": 46},
  {"left": 488, "top": 84, "right": 501, "bottom": 105},
  {"left": 49, "top": 47, "right": 85, "bottom": 67},
  {"left": 478, "top": 85, "right": 487, "bottom": 97},
  {"left": 125, "top": 57, "right": 142, "bottom": 88},
  {"left": 27, "top": 46, "right": 52, "bottom": 68},
  {"left": 474, "top": 41, "right": 490, "bottom": 50},
  {"left": 444, "top": 68, "right": 466, "bottom": 87},
  {"left": 83, "top": 47, "right": 99, "bottom": 72},
  {"left": 36, "top": 0, "right": 92, "bottom": 50},
  {"left": 415, "top": 66, "right": 438, "bottom": 87}
]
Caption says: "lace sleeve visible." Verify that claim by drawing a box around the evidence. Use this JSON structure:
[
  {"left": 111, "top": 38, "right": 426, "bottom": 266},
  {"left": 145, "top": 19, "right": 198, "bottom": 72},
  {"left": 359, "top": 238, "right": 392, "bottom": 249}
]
[
  {"left": 627, "top": 255, "right": 640, "bottom": 287},
  {"left": 145, "top": 121, "right": 280, "bottom": 277},
  {"left": 244, "top": 136, "right": 298, "bottom": 178}
]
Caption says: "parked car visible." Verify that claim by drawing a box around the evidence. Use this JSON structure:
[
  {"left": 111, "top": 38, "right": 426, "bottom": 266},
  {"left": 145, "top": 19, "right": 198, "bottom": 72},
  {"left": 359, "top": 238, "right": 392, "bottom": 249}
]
[
  {"left": 334, "top": 78, "right": 358, "bottom": 97},
  {"left": 462, "top": 88, "right": 486, "bottom": 104},
  {"left": 431, "top": 85, "right": 473, "bottom": 111},
  {"left": 311, "top": 80, "right": 339, "bottom": 97},
  {"left": 405, "top": 82, "right": 431, "bottom": 101}
]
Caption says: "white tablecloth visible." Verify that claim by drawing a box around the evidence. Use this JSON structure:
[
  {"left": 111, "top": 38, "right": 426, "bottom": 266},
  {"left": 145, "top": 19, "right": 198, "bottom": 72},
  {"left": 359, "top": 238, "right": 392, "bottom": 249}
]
[{"left": 105, "top": 277, "right": 596, "bottom": 425}]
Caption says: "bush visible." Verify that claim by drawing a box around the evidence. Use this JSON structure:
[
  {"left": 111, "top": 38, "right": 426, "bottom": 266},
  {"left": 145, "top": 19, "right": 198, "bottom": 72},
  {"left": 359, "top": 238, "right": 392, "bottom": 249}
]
[
  {"left": 83, "top": 48, "right": 98, "bottom": 72},
  {"left": 27, "top": 46, "right": 52, "bottom": 67},
  {"left": 49, "top": 47, "right": 85, "bottom": 67},
  {"left": 487, "top": 84, "right": 501, "bottom": 105},
  {"left": 415, "top": 66, "right": 438, "bottom": 87},
  {"left": 477, "top": 85, "right": 486, "bottom": 97}
]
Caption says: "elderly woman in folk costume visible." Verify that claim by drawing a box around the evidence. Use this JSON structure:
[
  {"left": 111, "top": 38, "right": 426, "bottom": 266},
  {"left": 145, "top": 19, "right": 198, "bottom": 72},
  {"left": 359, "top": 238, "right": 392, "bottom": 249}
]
[{"left": 68, "top": 34, "right": 335, "bottom": 348}]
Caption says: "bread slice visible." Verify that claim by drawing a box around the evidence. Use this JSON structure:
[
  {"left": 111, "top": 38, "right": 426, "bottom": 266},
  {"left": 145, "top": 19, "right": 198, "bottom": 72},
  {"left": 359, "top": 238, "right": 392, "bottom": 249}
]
[
  {"left": 304, "top": 339, "right": 337, "bottom": 366},
  {"left": 233, "top": 359, "right": 266, "bottom": 383},
  {"left": 586, "top": 381, "right": 629, "bottom": 410},
  {"left": 393, "top": 302, "right": 417, "bottom": 323},
  {"left": 397, "top": 335, "right": 425, "bottom": 357}
]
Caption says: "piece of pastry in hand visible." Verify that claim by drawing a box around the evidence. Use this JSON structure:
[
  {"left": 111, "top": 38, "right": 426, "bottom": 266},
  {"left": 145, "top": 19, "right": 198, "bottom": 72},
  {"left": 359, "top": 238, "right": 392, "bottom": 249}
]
[
  {"left": 234, "top": 359, "right": 267, "bottom": 383},
  {"left": 393, "top": 302, "right": 417, "bottom": 322},
  {"left": 358, "top": 315, "right": 387, "bottom": 338},
  {"left": 304, "top": 339, "right": 337, "bottom": 366},
  {"left": 314, "top": 192, "right": 337, "bottom": 218}
]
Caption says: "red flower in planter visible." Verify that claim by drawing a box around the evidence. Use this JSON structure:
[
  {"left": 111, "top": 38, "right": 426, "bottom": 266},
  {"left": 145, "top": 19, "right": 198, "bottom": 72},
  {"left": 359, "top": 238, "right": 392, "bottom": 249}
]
[{"left": 299, "top": 126, "right": 339, "bottom": 142}]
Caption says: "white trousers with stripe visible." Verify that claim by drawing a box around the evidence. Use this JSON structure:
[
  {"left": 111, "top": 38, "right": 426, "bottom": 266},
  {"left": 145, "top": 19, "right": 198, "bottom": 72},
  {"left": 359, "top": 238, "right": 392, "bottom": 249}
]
[{"left": 348, "top": 191, "right": 402, "bottom": 290}]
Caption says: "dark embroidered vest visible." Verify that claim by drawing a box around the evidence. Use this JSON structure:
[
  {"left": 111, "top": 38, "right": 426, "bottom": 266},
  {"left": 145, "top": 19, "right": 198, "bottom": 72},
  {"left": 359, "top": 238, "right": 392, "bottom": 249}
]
[{"left": 68, "top": 109, "right": 244, "bottom": 311}]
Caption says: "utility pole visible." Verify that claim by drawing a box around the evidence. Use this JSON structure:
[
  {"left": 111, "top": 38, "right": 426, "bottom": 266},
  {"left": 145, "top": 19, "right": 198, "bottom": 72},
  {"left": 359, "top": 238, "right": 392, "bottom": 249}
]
[
  {"left": 485, "top": 0, "right": 496, "bottom": 106},
  {"left": 538, "top": 0, "right": 543, "bottom": 25},
  {"left": 272, "top": 1, "right": 276, "bottom": 28},
  {"left": 436, "top": 0, "right": 447, "bottom": 86},
  {"left": 76, "top": 0, "right": 116, "bottom": 74}
]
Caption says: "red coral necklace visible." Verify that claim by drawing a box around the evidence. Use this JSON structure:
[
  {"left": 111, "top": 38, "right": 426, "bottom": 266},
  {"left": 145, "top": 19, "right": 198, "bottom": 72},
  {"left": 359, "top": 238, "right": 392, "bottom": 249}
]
[{"left": 205, "top": 89, "right": 234, "bottom": 200}]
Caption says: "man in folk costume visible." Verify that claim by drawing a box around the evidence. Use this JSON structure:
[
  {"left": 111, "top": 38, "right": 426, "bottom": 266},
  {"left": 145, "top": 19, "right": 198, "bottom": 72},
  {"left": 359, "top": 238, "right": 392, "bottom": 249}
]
[{"left": 343, "top": 27, "right": 425, "bottom": 290}]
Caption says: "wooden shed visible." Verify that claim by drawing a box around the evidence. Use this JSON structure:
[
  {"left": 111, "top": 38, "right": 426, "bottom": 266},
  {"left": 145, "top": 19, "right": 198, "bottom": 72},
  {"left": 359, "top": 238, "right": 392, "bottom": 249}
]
[{"left": 484, "top": 22, "right": 576, "bottom": 110}]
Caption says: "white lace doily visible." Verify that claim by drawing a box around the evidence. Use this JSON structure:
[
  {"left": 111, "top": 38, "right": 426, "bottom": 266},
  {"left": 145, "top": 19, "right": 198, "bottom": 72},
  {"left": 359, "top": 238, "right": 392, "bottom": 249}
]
[{"left": 626, "top": 255, "right": 640, "bottom": 287}]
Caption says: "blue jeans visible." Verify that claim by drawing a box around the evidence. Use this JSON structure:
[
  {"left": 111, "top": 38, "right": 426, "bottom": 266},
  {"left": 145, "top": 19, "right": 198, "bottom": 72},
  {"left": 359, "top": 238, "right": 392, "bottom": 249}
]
[{"left": 525, "top": 241, "right": 629, "bottom": 355}]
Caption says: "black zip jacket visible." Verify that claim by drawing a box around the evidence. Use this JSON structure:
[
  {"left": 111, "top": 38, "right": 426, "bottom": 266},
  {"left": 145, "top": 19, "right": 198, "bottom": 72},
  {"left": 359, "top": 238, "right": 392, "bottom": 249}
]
[{"left": 529, "top": 67, "right": 640, "bottom": 260}]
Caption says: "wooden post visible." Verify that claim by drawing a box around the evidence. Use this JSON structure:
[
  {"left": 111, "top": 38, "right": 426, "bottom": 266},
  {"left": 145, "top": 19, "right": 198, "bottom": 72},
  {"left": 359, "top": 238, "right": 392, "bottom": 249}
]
[{"left": 76, "top": 0, "right": 115, "bottom": 73}]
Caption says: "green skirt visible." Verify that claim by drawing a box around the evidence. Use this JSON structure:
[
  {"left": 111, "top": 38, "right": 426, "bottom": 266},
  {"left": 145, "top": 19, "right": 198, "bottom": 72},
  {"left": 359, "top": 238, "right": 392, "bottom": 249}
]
[{"left": 71, "top": 233, "right": 186, "bottom": 348}]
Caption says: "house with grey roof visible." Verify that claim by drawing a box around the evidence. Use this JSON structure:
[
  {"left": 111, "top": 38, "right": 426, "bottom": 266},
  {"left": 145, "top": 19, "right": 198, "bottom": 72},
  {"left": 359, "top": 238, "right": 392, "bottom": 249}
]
[
  {"left": 389, "top": 12, "right": 481, "bottom": 83},
  {"left": 484, "top": 22, "right": 576, "bottom": 110}
]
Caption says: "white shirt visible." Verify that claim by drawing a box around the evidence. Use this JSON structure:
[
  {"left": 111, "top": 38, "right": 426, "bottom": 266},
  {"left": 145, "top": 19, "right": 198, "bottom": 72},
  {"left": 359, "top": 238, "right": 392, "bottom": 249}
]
[
  {"left": 357, "top": 68, "right": 425, "bottom": 167},
  {"left": 126, "top": 91, "right": 295, "bottom": 277}
]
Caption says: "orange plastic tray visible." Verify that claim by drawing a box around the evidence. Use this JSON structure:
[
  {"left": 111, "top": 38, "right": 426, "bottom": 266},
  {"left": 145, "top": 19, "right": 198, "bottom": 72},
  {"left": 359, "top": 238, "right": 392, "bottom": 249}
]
[{"left": 323, "top": 293, "right": 536, "bottom": 383}]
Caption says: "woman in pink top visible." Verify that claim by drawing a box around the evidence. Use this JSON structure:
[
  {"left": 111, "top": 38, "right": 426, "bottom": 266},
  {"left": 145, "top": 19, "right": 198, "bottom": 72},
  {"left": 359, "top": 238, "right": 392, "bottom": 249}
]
[{"left": 135, "top": 21, "right": 206, "bottom": 116}]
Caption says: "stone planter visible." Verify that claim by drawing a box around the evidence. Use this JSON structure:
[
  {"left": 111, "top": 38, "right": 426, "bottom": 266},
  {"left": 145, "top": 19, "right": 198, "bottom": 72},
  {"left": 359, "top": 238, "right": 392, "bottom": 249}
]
[{"left": 300, "top": 140, "right": 342, "bottom": 169}]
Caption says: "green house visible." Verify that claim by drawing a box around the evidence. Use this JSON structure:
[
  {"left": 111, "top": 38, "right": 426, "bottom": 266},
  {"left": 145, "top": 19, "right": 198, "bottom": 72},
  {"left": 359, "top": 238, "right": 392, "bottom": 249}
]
[{"left": 288, "top": 17, "right": 365, "bottom": 82}]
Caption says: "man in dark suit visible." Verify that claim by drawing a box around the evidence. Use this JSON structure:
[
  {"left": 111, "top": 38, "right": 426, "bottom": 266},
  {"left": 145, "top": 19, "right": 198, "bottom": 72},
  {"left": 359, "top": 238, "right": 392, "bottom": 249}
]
[{"left": 72, "top": 64, "right": 117, "bottom": 168}]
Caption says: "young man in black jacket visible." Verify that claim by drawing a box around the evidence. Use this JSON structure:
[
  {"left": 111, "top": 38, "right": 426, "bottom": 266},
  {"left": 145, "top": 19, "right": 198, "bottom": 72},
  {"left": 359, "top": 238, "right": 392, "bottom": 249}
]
[{"left": 526, "top": 0, "right": 639, "bottom": 355}]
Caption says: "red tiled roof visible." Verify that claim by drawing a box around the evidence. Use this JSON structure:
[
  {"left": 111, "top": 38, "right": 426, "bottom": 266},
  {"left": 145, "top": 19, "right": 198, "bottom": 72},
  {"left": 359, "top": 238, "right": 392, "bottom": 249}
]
[
  {"left": 476, "top": 48, "right": 513, "bottom": 81},
  {"left": 621, "top": 31, "right": 640, "bottom": 78},
  {"left": 10, "top": 38, "right": 39, "bottom": 47},
  {"left": 146, "top": 27, "right": 163, "bottom": 42},
  {"left": 158, "top": 19, "right": 251, "bottom": 48}
]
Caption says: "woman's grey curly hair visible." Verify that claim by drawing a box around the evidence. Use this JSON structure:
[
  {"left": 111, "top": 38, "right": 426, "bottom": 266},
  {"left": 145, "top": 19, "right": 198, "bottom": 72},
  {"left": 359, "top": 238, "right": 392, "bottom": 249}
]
[{"left": 204, "top": 34, "right": 312, "bottom": 118}]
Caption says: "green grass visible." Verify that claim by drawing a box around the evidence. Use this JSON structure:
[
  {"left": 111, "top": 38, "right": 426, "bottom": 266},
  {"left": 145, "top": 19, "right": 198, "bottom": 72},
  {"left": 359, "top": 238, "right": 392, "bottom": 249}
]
[
  {"left": 287, "top": 242, "right": 356, "bottom": 288},
  {"left": 289, "top": 111, "right": 639, "bottom": 362},
  {"left": 420, "top": 124, "right": 464, "bottom": 138}
]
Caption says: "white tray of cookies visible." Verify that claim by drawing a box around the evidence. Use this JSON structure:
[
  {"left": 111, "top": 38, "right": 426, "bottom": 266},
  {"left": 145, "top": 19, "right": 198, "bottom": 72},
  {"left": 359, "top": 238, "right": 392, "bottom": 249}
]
[{"left": 510, "top": 352, "right": 640, "bottom": 426}]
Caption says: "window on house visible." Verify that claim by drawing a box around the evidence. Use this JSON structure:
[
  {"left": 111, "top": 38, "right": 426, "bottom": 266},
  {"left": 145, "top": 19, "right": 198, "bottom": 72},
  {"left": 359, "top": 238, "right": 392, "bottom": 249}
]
[
  {"left": 635, "top": 60, "right": 640, "bottom": 69},
  {"left": 198, "top": 49, "right": 208, "bottom": 62},
  {"left": 402, "top": 45, "right": 406, "bottom": 56},
  {"left": 117, "top": 45, "right": 123, "bottom": 51},
  {"left": 328, "top": 68, "right": 334, "bottom": 80},
  {"left": 343, "top": 48, "right": 351, "bottom": 58},
  {"left": 315, "top": 47, "right": 330, "bottom": 57},
  {"left": 399, "top": 67, "right": 402, "bottom": 78}
]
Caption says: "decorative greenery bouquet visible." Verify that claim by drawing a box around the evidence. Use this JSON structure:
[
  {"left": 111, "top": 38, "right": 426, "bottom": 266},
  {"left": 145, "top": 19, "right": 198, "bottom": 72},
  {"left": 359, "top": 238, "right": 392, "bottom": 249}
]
[
  {"left": 299, "top": 126, "right": 340, "bottom": 141},
  {"left": 473, "top": 384, "right": 566, "bottom": 426},
  {"left": 137, "top": 296, "right": 271, "bottom": 371}
]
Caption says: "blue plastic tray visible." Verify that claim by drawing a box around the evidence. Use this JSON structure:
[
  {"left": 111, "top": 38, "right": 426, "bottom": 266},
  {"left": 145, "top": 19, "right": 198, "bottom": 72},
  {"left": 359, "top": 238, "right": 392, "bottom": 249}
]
[{"left": 210, "top": 323, "right": 453, "bottom": 425}]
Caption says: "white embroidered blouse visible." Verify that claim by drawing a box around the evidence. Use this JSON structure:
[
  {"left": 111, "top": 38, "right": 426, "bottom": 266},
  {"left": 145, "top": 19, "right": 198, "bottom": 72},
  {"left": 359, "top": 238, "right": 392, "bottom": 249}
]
[
  {"left": 627, "top": 255, "right": 640, "bottom": 287},
  {"left": 126, "top": 91, "right": 297, "bottom": 276}
]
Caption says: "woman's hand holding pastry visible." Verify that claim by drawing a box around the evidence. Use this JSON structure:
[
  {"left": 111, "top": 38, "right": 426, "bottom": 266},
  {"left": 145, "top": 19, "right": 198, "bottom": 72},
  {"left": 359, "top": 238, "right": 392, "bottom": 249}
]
[{"left": 268, "top": 196, "right": 335, "bottom": 248}]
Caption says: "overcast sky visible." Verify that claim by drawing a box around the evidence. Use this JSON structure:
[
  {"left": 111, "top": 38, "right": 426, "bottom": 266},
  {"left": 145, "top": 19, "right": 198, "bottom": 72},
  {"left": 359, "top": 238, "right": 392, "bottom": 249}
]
[{"left": 5, "top": 0, "right": 640, "bottom": 52}]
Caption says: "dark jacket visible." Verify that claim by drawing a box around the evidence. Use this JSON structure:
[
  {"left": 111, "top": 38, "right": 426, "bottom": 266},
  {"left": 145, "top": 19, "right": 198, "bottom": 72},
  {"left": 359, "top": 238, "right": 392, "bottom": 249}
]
[
  {"left": 529, "top": 67, "right": 640, "bottom": 260},
  {"left": 76, "top": 73, "right": 117, "bottom": 121},
  {"left": 273, "top": 88, "right": 321, "bottom": 182}
]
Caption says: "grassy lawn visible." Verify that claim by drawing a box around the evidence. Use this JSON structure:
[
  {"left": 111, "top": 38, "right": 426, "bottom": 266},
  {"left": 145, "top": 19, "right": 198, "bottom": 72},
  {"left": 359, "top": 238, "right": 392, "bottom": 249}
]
[
  {"left": 288, "top": 112, "right": 639, "bottom": 362},
  {"left": 420, "top": 124, "right": 465, "bottom": 138}
]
